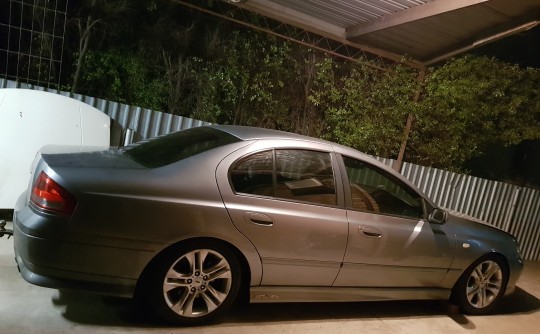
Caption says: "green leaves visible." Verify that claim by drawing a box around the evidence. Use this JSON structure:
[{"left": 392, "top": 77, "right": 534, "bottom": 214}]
[
  {"left": 317, "top": 61, "right": 417, "bottom": 158},
  {"left": 410, "top": 55, "right": 540, "bottom": 169},
  {"left": 190, "top": 30, "right": 291, "bottom": 128},
  {"left": 68, "top": 0, "right": 538, "bottom": 171},
  {"left": 80, "top": 50, "right": 166, "bottom": 110}
]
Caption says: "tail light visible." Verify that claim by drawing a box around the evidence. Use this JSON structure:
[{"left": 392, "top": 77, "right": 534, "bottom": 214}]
[{"left": 30, "top": 171, "right": 77, "bottom": 215}]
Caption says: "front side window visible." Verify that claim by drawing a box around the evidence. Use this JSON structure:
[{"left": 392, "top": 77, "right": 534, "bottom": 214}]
[
  {"left": 343, "top": 156, "right": 422, "bottom": 219},
  {"left": 230, "top": 149, "right": 336, "bottom": 206}
]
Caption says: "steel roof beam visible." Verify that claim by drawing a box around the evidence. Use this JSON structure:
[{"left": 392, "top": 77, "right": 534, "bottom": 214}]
[{"left": 425, "top": 18, "right": 539, "bottom": 65}]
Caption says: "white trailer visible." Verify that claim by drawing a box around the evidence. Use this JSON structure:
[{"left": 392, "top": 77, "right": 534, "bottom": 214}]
[{"left": 0, "top": 89, "right": 110, "bottom": 209}]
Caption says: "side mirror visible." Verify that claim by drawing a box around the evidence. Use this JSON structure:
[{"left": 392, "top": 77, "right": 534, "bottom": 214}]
[{"left": 429, "top": 208, "right": 447, "bottom": 224}]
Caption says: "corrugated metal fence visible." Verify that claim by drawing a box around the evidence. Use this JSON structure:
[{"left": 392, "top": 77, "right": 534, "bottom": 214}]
[{"left": 2, "top": 79, "right": 539, "bottom": 261}]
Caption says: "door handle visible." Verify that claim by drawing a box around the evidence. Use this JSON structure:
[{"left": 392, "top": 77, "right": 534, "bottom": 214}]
[
  {"left": 359, "top": 226, "right": 382, "bottom": 238},
  {"left": 244, "top": 212, "right": 274, "bottom": 226}
]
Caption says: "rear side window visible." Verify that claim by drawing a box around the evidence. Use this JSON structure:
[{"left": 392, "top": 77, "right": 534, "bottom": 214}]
[
  {"left": 124, "top": 127, "right": 241, "bottom": 168},
  {"left": 229, "top": 151, "right": 274, "bottom": 195},
  {"left": 230, "top": 149, "right": 336, "bottom": 206}
]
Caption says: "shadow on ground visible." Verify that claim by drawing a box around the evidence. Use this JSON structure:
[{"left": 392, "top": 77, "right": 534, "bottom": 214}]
[{"left": 53, "top": 286, "right": 540, "bottom": 328}]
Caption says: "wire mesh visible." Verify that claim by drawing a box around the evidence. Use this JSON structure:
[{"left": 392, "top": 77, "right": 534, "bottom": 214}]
[{"left": 0, "top": 0, "right": 68, "bottom": 89}]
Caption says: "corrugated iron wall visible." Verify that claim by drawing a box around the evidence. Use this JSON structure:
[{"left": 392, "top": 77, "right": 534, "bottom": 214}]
[{"left": 2, "top": 79, "right": 539, "bottom": 261}]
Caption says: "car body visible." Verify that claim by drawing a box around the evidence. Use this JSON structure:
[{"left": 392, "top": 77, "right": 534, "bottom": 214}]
[{"left": 13, "top": 125, "right": 523, "bottom": 324}]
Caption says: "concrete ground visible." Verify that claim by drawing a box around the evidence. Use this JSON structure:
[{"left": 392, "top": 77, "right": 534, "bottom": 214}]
[{"left": 1, "top": 220, "right": 539, "bottom": 334}]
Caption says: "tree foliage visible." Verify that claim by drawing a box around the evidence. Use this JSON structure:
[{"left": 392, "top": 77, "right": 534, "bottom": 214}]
[
  {"left": 59, "top": 2, "right": 539, "bottom": 171},
  {"left": 81, "top": 49, "right": 166, "bottom": 110},
  {"left": 409, "top": 56, "right": 540, "bottom": 168},
  {"left": 311, "top": 60, "right": 418, "bottom": 157},
  {"left": 190, "top": 30, "right": 291, "bottom": 128},
  {"left": 69, "top": 0, "right": 134, "bottom": 92}
]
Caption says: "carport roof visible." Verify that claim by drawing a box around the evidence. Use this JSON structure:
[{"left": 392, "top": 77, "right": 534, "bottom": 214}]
[{"left": 224, "top": 0, "right": 540, "bottom": 66}]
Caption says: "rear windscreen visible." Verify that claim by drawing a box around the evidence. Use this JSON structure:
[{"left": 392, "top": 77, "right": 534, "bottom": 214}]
[{"left": 124, "top": 127, "right": 241, "bottom": 168}]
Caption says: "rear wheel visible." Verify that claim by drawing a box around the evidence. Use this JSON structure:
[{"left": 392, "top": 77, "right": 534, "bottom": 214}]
[
  {"left": 452, "top": 255, "right": 508, "bottom": 315},
  {"left": 145, "top": 241, "right": 241, "bottom": 325}
]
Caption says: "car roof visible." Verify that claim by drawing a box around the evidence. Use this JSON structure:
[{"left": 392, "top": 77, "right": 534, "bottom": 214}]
[
  {"left": 210, "top": 125, "right": 330, "bottom": 143},
  {"left": 210, "top": 124, "right": 375, "bottom": 163}
]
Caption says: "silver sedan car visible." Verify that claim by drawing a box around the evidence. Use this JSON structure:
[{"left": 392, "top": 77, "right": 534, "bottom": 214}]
[{"left": 14, "top": 125, "right": 523, "bottom": 325}]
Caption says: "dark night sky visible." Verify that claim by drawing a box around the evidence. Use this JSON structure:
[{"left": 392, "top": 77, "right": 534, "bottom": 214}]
[
  {"left": 465, "top": 25, "right": 540, "bottom": 189},
  {"left": 473, "top": 25, "right": 540, "bottom": 68}
]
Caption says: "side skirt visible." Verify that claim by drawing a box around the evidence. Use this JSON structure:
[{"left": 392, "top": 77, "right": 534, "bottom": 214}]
[{"left": 250, "top": 286, "right": 451, "bottom": 303}]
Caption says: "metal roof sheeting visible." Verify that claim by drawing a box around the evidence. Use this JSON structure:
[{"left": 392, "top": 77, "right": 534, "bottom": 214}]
[
  {"left": 233, "top": 0, "right": 540, "bottom": 64},
  {"left": 268, "top": 0, "right": 433, "bottom": 27}
]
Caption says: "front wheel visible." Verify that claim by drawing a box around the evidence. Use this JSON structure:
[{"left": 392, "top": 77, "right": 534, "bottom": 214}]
[
  {"left": 452, "top": 255, "right": 508, "bottom": 315},
  {"left": 145, "top": 241, "right": 241, "bottom": 325}
]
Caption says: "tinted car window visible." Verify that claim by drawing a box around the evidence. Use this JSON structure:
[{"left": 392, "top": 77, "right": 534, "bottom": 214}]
[
  {"left": 230, "top": 149, "right": 336, "bottom": 206},
  {"left": 124, "top": 127, "right": 241, "bottom": 168},
  {"left": 343, "top": 156, "right": 422, "bottom": 219},
  {"left": 230, "top": 151, "right": 274, "bottom": 195}
]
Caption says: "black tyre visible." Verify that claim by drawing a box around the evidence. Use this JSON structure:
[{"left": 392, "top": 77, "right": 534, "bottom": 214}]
[
  {"left": 145, "top": 240, "right": 241, "bottom": 325},
  {"left": 452, "top": 254, "right": 508, "bottom": 315}
]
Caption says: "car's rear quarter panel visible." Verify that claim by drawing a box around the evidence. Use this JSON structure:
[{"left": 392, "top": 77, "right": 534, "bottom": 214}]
[{"left": 15, "top": 143, "right": 263, "bottom": 294}]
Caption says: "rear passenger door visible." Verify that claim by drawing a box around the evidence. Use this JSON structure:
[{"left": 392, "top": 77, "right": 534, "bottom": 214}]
[{"left": 216, "top": 140, "right": 348, "bottom": 287}]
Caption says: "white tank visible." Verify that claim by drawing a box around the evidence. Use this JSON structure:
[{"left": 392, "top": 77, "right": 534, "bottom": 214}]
[{"left": 0, "top": 89, "right": 110, "bottom": 209}]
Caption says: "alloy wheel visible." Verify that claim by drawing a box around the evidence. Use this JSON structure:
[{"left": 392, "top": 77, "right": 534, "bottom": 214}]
[
  {"left": 465, "top": 260, "right": 503, "bottom": 309},
  {"left": 162, "top": 249, "right": 233, "bottom": 318}
]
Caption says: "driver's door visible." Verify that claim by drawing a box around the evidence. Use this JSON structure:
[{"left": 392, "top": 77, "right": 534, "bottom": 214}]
[{"left": 333, "top": 155, "right": 455, "bottom": 287}]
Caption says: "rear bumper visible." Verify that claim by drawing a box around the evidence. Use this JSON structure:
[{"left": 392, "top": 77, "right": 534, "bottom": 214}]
[
  {"left": 13, "top": 199, "right": 157, "bottom": 298},
  {"left": 15, "top": 251, "right": 136, "bottom": 298}
]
